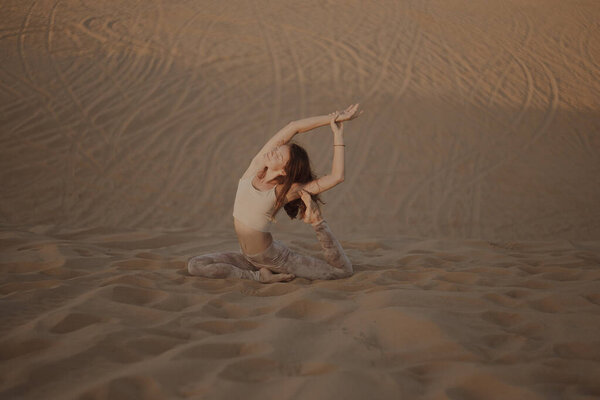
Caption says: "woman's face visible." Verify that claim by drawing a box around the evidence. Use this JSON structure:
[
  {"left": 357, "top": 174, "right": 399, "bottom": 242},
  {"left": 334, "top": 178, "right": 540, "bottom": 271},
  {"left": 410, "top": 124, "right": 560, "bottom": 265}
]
[{"left": 263, "top": 144, "right": 291, "bottom": 173}]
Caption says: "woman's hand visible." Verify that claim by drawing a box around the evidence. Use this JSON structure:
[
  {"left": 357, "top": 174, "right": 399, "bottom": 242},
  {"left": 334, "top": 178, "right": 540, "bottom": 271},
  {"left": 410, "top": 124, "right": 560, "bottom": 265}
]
[
  {"left": 299, "top": 190, "right": 324, "bottom": 226},
  {"left": 330, "top": 112, "right": 343, "bottom": 135},
  {"left": 328, "top": 103, "right": 363, "bottom": 122}
]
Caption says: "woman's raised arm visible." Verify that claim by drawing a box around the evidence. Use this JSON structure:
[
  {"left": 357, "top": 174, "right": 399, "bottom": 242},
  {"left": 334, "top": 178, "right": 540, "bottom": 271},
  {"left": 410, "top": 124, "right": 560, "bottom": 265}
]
[
  {"left": 293, "top": 103, "right": 362, "bottom": 133},
  {"left": 250, "top": 104, "right": 362, "bottom": 168},
  {"left": 253, "top": 122, "right": 298, "bottom": 160}
]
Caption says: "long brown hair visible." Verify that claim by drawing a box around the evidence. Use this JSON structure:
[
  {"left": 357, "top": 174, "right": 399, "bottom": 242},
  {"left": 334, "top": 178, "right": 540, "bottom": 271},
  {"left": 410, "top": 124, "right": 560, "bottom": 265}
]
[{"left": 267, "top": 142, "right": 325, "bottom": 220}]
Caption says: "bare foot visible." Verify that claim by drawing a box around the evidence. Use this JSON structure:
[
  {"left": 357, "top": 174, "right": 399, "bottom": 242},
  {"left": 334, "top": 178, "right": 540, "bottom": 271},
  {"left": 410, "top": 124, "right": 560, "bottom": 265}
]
[{"left": 259, "top": 268, "right": 295, "bottom": 283}]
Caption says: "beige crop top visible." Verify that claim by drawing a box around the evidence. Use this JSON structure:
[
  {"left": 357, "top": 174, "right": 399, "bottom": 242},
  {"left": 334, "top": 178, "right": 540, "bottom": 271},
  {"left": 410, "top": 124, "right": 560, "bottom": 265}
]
[{"left": 232, "top": 176, "right": 277, "bottom": 232}]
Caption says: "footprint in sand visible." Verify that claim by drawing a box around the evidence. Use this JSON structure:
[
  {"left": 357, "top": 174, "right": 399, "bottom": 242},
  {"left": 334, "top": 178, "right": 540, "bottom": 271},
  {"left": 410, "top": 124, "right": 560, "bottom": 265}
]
[
  {"left": 553, "top": 341, "right": 600, "bottom": 361},
  {"left": 112, "top": 258, "right": 158, "bottom": 271},
  {"left": 201, "top": 298, "right": 275, "bottom": 318},
  {"left": 100, "top": 274, "right": 156, "bottom": 288},
  {"left": 483, "top": 293, "right": 521, "bottom": 308},
  {"left": 528, "top": 296, "right": 565, "bottom": 313},
  {"left": 480, "top": 310, "right": 524, "bottom": 327},
  {"left": 541, "top": 269, "right": 582, "bottom": 281},
  {"left": 219, "top": 357, "right": 280, "bottom": 382},
  {"left": 436, "top": 271, "right": 479, "bottom": 284},
  {"left": 173, "top": 342, "right": 269, "bottom": 360},
  {"left": 239, "top": 282, "right": 300, "bottom": 297},
  {"left": 49, "top": 312, "right": 104, "bottom": 333},
  {"left": 152, "top": 294, "right": 196, "bottom": 312},
  {"left": 510, "top": 322, "right": 546, "bottom": 341},
  {"left": 378, "top": 270, "right": 433, "bottom": 283},
  {"left": 0, "top": 337, "right": 52, "bottom": 360},
  {"left": 275, "top": 299, "right": 339, "bottom": 321},
  {"left": 219, "top": 357, "right": 336, "bottom": 382},
  {"left": 0, "top": 279, "right": 62, "bottom": 295},
  {"left": 192, "top": 319, "right": 260, "bottom": 335},
  {"left": 81, "top": 375, "right": 165, "bottom": 400},
  {"left": 481, "top": 333, "right": 528, "bottom": 350},
  {"left": 514, "top": 279, "right": 553, "bottom": 289},
  {"left": 504, "top": 289, "right": 532, "bottom": 299},
  {"left": 125, "top": 336, "right": 185, "bottom": 357},
  {"left": 106, "top": 285, "right": 166, "bottom": 306},
  {"left": 582, "top": 293, "right": 600, "bottom": 306}
]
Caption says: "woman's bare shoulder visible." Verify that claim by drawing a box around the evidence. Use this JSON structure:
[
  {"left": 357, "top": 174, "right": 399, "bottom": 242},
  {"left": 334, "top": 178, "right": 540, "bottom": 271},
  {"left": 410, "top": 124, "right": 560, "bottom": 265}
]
[{"left": 241, "top": 156, "right": 265, "bottom": 180}]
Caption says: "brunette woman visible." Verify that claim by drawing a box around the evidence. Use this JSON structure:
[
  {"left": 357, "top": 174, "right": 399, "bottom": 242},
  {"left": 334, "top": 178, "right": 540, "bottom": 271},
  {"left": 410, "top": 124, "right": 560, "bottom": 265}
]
[{"left": 187, "top": 104, "right": 363, "bottom": 283}]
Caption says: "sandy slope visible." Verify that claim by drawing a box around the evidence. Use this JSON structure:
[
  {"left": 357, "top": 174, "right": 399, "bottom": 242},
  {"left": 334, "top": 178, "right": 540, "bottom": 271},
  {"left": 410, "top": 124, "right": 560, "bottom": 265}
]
[
  {"left": 1, "top": 0, "right": 599, "bottom": 238},
  {"left": 1, "top": 0, "right": 600, "bottom": 399}
]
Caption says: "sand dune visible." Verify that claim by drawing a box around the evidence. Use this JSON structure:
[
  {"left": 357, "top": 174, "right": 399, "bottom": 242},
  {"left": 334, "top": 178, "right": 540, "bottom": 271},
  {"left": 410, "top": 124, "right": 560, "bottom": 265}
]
[
  {"left": 2, "top": 0, "right": 600, "bottom": 398},
  {"left": 1, "top": 0, "right": 599, "bottom": 238}
]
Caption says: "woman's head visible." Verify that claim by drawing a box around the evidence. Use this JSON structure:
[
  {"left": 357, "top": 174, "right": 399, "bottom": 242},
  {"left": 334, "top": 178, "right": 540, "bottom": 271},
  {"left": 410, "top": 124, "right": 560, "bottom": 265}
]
[
  {"left": 263, "top": 144, "right": 291, "bottom": 175},
  {"left": 270, "top": 142, "right": 324, "bottom": 220}
]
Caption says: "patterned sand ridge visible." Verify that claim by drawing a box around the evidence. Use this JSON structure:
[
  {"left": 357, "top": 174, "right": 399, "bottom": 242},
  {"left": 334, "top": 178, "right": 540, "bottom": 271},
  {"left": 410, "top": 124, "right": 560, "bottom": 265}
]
[{"left": 1, "top": 0, "right": 599, "bottom": 239}]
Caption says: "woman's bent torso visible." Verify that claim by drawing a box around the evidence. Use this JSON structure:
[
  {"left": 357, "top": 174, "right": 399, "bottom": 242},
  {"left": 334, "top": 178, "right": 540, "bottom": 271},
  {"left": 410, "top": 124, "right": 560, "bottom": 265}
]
[{"left": 234, "top": 217, "right": 273, "bottom": 255}]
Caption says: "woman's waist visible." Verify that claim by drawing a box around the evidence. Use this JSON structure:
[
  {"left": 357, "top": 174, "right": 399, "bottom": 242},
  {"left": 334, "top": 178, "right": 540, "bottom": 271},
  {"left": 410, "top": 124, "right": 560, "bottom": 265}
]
[
  {"left": 234, "top": 217, "right": 273, "bottom": 255},
  {"left": 232, "top": 208, "right": 274, "bottom": 231}
]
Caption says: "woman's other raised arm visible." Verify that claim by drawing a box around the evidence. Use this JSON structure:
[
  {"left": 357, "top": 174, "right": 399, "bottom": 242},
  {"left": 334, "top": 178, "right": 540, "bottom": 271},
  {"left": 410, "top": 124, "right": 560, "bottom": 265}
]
[{"left": 292, "top": 103, "right": 362, "bottom": 133}]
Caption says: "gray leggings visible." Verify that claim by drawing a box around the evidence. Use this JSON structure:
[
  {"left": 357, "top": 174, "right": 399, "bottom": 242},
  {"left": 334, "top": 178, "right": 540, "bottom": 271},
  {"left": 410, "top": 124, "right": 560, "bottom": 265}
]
[{"left": 187, "top": 220, "right": 353, "bottom": 281}]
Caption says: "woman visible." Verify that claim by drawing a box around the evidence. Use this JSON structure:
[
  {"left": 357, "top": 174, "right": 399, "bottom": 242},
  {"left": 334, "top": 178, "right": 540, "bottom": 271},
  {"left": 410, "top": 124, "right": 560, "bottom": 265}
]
[{"left": 187, "top": 103, "right": 363, "bottom": 283}]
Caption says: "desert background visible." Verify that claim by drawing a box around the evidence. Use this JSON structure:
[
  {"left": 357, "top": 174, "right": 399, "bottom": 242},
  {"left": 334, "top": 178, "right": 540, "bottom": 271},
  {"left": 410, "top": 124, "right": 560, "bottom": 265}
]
[{"left": 1, "top": 0, "right": 599, "bottom": 399}]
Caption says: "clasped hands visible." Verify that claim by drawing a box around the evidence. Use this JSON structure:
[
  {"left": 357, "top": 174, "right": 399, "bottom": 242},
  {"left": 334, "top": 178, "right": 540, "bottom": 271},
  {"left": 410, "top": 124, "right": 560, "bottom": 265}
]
[
  {"left": 328, "top": 103, "right": 363, "bottom": 123},
  {"left": 328, "top": 103, "right": 363, "bottom": 134}
]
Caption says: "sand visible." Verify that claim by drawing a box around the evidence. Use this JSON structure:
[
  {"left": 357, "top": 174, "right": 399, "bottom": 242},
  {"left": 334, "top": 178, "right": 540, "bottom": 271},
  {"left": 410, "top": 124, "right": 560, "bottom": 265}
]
[{"left": 1, "top": 0, "right": 600, "bottom": 398}]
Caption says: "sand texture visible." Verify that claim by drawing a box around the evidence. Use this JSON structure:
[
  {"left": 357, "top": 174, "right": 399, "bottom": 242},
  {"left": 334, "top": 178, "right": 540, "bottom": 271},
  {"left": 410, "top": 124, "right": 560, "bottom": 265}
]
[
  {"left": 2, "top": 229, "right": 600, "bottom": 399},
  {"left": 1, "top": 0, "right": 600, "bottom": 398}
]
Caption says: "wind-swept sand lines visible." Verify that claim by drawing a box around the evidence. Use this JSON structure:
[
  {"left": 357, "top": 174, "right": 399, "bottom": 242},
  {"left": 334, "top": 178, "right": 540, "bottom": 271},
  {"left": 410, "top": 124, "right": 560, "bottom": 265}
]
[
  {"left": 280, "top": 27, "right": 308, "bottom": 117},
  {"left": 0, "top": 27, "right": 47, "bottom": 41},
  {"left": 439, "top": 59, "right": 559, "bottom": 236},
  {"left": 8, "top": 4, "right": 97, "bottom": 219},
  {"left": 161, "top": 6, "right": 218, "bottom": 112},
  {"left": 45, "top": 2, "right": 123, "bottom": 212},
  {"left": 344, "top": 23, "right": 422, "bottom": 224},
  {"left": 16, "top": 0, "right": 40, "bottom": 88},
  {"left": 281, "top": 22, "right": 378, "bottom": 83},
  {"left": 429, "top": 11, "right": 478, "bottom": 236},
  {"left": 403, "top": 6, "right": 542, "bottom": 234},
  {"left": 361, "top": 1, "right": 403, "bottom": 104},
  {"left": 575, "top": 9, "right": 600, "bottom": 80},
  {"left": 336, "top": 0, "right": 419, "bottom": 212},
  {"left": 466, "top": 18, "right": 534, "bottom": 236},
  {"left": 96, "top": 3, "right": 232, "bottom": 182},
  {"left": 435, "top": 69, "right": 540, "bottom": 236},
  {"left": 441, "top": 8, "right": 530, "bottom": 113},
  {"left": 486, "top": 14, "right": 534, "bottom": 122},
  {"left": 46, "top": 3, "right": 117, "bottom": 147},
  {"left": 250, "top": 1, "right": 284, "bottom": 137}
]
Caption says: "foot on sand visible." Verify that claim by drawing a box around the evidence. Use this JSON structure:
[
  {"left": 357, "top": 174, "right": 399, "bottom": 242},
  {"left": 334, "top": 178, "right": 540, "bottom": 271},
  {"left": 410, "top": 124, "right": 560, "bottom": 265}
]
[{"left": 259, "top": 268, "right": 295, "bottom": 283}]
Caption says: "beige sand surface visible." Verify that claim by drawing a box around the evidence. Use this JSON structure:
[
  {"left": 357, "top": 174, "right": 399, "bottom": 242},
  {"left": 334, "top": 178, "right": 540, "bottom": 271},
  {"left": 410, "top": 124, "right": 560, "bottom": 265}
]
[
  {"left": 1, "top": 0, "right": 600, "bottom": 398},
  {"left": 1, "top": 228, "right": 600, "bottom": 399}
]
